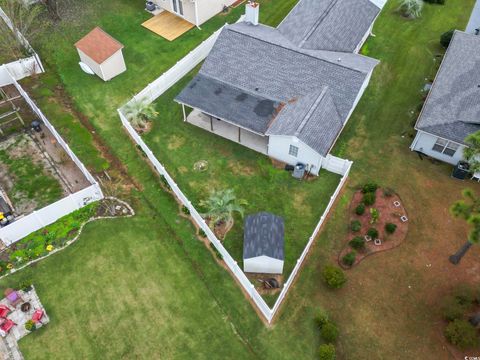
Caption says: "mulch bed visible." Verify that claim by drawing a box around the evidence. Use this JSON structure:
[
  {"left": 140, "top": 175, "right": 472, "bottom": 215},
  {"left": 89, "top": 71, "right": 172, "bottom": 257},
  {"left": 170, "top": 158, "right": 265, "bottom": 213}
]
[{"left": 339, "top": 188, "right": 409, "bottom": 269}]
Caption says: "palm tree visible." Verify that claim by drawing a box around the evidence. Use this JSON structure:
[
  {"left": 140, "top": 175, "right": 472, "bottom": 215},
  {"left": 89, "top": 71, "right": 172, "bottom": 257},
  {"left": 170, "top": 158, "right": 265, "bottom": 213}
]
[
  {"left": 449, "top": 189, "right": 480, "bottom": 265},
  {"left": 398, "top": 0, "right": 423, "bottom": 19},
  {"left": 200, "top": 189, "right": 247, "bottom": 230},
  {"left": 123, "top": 97, "right": 158, "bottom": 129}
]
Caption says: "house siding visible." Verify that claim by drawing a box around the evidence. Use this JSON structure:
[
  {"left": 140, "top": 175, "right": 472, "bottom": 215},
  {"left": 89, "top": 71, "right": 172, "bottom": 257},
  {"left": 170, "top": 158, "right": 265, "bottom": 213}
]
[
  {"left": 100, "top": 50, "right": 127, "bottom": 81},
  {"left": 244, "top": 255, "right": 284, "bottom": 274},
  {"left": 411, "top": 131, "right": 465, "bottom": 165},
  {"left": 153, "top": 0, "right": 196, "bottom": 24},
  {"left": 267, "top": 135, "right": 324, "bottom": 175}
]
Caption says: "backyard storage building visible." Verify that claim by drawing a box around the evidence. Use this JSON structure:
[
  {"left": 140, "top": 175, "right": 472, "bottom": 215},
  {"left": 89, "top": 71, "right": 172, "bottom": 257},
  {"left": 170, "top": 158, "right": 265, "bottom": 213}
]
[
  {"left": 243, "top": 212, "right": 284, "bottom": 274},
  {"left": 75, "top": 27, "right": 126, "bottom": 81}
]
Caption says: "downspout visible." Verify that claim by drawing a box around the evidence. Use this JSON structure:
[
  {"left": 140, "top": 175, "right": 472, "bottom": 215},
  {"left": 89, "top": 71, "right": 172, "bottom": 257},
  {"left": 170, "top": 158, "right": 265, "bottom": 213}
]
[{"left": 194, "top": 0, "right": 201, "bottom": 29}]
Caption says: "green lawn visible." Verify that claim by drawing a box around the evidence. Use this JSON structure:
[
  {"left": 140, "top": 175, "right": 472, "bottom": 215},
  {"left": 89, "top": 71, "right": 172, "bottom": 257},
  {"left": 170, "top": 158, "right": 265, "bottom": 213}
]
[
  {"left": 0, "top": 0, "right": 478, "bottom": 359},
  {"left": 143, "top": 71, "right": 340, "bottom": 282}
]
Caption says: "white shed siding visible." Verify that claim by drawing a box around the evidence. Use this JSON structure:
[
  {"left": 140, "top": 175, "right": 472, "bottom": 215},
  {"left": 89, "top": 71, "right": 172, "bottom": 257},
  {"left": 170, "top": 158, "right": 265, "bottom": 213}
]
[
  {"left": 244, "top": 255, "right": 284, "bottom": 274},
  {"left": 410, "top": 131, "right": 465, "bottom": 165},
  {"left": 77, "top": 49, "right": 104, "bottom": 80},
  {"left": 196, "top": 0, "right": 236, "bottom": 26},
  {"left": 100, "top": 50, "right": 127, "bottom": 81},
  {"left": 267, "top": 135, "right": 324, "bottom": 175}
]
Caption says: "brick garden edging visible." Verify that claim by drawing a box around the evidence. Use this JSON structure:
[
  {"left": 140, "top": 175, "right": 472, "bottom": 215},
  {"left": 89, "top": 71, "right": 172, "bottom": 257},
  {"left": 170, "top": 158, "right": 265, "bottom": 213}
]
[{"left": 0, "top": 197, "right": 135, "bottom": 280}]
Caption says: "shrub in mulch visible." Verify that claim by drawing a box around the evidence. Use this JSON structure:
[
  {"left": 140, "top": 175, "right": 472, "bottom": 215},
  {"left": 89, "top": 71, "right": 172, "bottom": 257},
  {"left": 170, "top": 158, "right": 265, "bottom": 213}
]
[
  {"left": 349, "top": 236, "right": 365, "bottom": 251},
  {"left": 355, "top": 203, "right": 365, "bottom": 215},
  {"left": 362, "top": 192, "right": 376, "bottom": 206},
  {"left": 342, "top": 251, "right": 356, "bottom": 267},
  {"left": 385, "top": 223, "right": 397, "bottom": 234},
  {"left": 367, "top": 228, "right": 379, "bottom": 239},
  {"left": 361, "top": 182, "right": 378, "bottom": 194},
  {"left": 350, "top": 220, "right": 361, "bottom": 233}
]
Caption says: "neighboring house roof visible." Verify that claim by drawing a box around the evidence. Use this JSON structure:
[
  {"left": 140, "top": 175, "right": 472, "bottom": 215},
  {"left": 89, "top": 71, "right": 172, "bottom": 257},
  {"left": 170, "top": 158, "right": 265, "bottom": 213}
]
[
  {"left": 75, "top": 27, "right": 124, "bottom": 64},
  {"left": 277, "top": 0, "right": 382, "bottom": 52},
  {"left": 175, "top": 22, "right": 379, "bottom": 155},
  {"left": 416, "top": 31, "right": 480, "bottom": 145},
  {"left": 244, "top": 212, "right": 284, "bottom": 261}
]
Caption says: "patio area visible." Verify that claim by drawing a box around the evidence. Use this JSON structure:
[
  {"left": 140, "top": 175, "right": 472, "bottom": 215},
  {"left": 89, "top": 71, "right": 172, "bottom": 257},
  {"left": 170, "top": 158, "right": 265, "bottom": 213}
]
[
  {"left": 186, "top": 109, "right": 269, "bottom": 155},
  {"left": 141, "top": 11, "right": 194, "bottom": 41},
  {"left": 0, "top": 286, "right": 49, "bottom": 360}
]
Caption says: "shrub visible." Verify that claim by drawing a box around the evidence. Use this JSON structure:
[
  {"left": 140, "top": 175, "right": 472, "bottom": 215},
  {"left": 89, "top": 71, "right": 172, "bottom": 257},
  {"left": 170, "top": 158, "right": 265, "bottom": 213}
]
[
  {"left": 362, "top": 192, "right": 376, "bottom": 206},
  {"left": 349, "top": 236, "right": 365, "bottom": 251},
  {"left": 18, "top": 279, "right": 33, "bottom": 292},
  {"left": 322, "top": 265, "right": 347, "bottom": 289},
  {"left": 440, "top": 29, "right": 454, "bottom": 48},
  {"left": 370, "top": 208, "right": 379, "bottom": 224},
  {"left": 454, "top": 284, "right": 476, "bottom": 306},
  {"left": 385, "top": 223, "right": 397, "bottom": 234},
  {"left": 362, "top": 182, "right": 378, "bottom": 194},
  {"left": 342, "top": 251, "right": 356, "bottom": 266},
  {"left": 181, "top": 206, "right": 190, "bottom": 215},
  {"left": 398, "top": 0, "right": 423, "bottom": 18},
  {"left": 198, "top": 229, "right": 207, "bottom": 238},
  {"left": 318, "top": 344, "right": 336, "bottom": 360},
  {"left": 367, "top": 228, "right": 379, "bottom": 239},
  {"left": 442, "top": 298, "right": 468, "bottom": 321},
  {"left": 25, "top": 320, "right": 36, "bottom": 332},
  {"left": 444, "top": 319, "right": 479, "bottom": 349},
  {"left": 383, "top": 188, "right": 395, "bottom": 197},
  {"left": 321, "top": 322, "right": 339, "bottom": 343},
  {"left": 350, "top": 220, "right": 362, "bottom": 233},
  {"left": 355, "top": 203, "right": 365, "bottom": 216},
  {"left": 315, "top": 309, "right": 330, "bottom": 329}
]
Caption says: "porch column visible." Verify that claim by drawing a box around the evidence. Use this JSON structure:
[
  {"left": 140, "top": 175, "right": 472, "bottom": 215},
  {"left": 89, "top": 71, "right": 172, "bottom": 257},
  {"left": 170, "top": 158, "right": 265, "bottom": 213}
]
[
  {"left": 238, "top": 128, "right": 241, "bottom": 143},
  {"left": 182, "top": 104, "right": 187, "bottom": 122},
  {"left": 210, "top": 116, "right": 213, "bottom": 131},
  {"left": 194, "top": 0, "right": 201, "bottom": 29}
]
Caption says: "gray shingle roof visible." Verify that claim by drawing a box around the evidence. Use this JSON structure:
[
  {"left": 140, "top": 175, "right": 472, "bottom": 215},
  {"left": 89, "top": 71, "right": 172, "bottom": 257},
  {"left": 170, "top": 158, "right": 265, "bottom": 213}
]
[
  {"left": 175, "top": 74, "right": 281, "bottom": 134},
  {"left": 244, "top": 212, "right": 284, "bottom": 260},
  {"left": 267, "top": 88, "right": 343, "bottom": 155},
  {"left": 277, "top": 0, "right": 381, "bottom": 52},
  {"left": 175, "top": 18, "right": 380, "bottom": 155},
  {"left": 416, "top": 31, "right": 480, "bottom": 144}
]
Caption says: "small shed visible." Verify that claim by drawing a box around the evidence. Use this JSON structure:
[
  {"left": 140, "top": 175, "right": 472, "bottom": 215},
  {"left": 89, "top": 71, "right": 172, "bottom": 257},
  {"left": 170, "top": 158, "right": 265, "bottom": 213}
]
[
  {"left": 74, "top": 27, "right": 126, "bottom": 82},
  {"left": 243, "top": 212, "right": 284, "bottom": 274}
]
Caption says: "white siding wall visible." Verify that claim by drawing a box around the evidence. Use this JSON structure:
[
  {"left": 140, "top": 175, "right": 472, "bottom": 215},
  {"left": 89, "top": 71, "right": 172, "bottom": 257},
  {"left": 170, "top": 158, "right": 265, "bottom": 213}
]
[
  {"left": 267, "top": 135, "right": 324, "bottom": 175},
  {"left": 196, "top": 0, "right": 236, "bottom": 26},
  {"left": 100, "top": 50, "right": 127, "bottom": 81},
  {"left": 411, "top": 131, "right": 465, "bottom": 165},
  {"left": 244, "top": 255, "right": 284, "bottom": 274},
  {"left": 152, "top": 0, "right": 196, "bottom": 25},
  {"left": 77, "top": 49, "right": 104, "bottom": 80}
]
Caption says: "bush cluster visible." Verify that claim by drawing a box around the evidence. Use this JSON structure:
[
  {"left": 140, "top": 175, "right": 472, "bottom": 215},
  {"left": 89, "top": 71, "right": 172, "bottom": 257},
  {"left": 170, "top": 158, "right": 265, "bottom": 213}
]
[
  {"left": 367, "top": 228, "right": 379, "bottom": 239},
  {"left": 355, "top": 203, "right": 365, "bottom": 216},
  {"left": 342, "top": 251, "right": 356, "bottom": 266},
  {"left": 385, "top": 223, "right": 397, "bottom": 234},
  {"left": 315, "top": 310, "right": 338, "bottom": 359},
  {"left": 350, "top": 220, "right": 362, "bottom": 233},
  {"left": 322, "top": 265, "right": 347, "bottom": 289},
  {"left": 444, "top": 319, "right": 478, "bottom": 349},
  {"left": 362, "top": 192, "right": 376, "bottom": 206},
  {"left": 349, "top": 236, "right": 365, "bottom": 251}
]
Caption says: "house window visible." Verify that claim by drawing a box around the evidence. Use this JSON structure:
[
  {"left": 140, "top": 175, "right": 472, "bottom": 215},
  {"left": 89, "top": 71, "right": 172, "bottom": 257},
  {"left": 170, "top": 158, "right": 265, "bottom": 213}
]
[
  {"left": 289, "top": 145, "right": 299, "bottom": 157},
  {"left": 432, "top": 138, "right": 459, "bottom": 157}
]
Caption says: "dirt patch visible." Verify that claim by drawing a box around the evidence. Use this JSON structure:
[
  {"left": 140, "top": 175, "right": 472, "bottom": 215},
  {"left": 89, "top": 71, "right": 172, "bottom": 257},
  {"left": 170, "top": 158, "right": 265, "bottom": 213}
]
[
  {"left": 167, "top": 135, "right": 185, "bottom": 150},
  {"left": 178, "top": 166, "right": 189, "bottom": 174},
  {"left": 228, "top": 160, "right": 255, "bottom": 176},
  {"left": 339, "top": 188, "right": 408, "bottom": 268}
]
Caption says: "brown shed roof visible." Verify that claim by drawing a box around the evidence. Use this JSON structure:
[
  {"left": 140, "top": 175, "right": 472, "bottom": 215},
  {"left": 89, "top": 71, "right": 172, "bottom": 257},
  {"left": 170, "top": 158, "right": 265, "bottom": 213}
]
[{"left": 75, "top": 27, "right": 124, "bottom": 64}]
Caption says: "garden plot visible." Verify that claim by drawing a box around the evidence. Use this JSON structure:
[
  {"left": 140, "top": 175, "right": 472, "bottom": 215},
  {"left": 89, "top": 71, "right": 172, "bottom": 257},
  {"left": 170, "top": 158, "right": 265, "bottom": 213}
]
[{"left": 0, "top": 84, "right": 91, "bottom": 219}]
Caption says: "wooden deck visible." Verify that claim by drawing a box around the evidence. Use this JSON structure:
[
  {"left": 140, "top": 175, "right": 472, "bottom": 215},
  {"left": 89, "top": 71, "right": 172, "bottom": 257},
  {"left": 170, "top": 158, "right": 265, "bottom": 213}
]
[{"left": 141, "top": 11, "right": 194, "bottom": 41}]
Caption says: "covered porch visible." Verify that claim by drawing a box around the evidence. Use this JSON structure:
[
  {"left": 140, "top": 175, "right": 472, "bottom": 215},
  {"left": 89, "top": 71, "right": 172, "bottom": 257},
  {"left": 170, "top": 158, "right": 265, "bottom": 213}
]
[{"left": 185, "top": 109, "right": 269, "bottom": 155}]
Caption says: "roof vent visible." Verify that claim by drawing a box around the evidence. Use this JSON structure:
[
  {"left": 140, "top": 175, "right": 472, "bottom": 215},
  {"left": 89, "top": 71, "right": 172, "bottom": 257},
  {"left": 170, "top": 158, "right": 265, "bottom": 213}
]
[{"left": 245, "top": 1, "right": 260, "bottom": 26}]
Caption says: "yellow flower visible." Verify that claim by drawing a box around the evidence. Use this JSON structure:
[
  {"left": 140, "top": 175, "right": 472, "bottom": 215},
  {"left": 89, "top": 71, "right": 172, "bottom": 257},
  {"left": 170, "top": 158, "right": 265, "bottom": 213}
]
[
  {"left": 6, "top": 263, "right": 13, "bottom": 269},
  {"left": 46, "top": 245, "right": 54, "bottom": 252}
]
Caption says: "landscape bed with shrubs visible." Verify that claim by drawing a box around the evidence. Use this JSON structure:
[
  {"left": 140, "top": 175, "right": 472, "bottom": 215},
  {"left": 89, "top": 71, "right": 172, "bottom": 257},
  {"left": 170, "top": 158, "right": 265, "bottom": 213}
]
[{"left": 339, "top": 183, "right": 409, "bottom": 268}]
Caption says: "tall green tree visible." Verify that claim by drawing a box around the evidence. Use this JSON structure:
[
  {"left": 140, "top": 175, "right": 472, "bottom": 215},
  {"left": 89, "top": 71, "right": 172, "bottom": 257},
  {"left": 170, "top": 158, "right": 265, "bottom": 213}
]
[
  {"left": 449, "top": 189, "right": 480, "bottom": 264},
  {"left": 464, "top": 131, "right": 480, "bottom": 173},
  {"left": 200, "top": 189, "right": 247, "bottom": 230}
]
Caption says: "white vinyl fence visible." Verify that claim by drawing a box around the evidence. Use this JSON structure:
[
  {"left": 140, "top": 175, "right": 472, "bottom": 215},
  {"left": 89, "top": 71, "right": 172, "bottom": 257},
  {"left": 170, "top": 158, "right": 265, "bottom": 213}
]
[
  {"left": 0, "top": 5, "right": 44, "bottom": 80},
  {"left": 118, "top": 21, "right": 352, "bottom": 323},
  {"left": 0, "top": 66, "right": 103, "bottom": 245}
]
